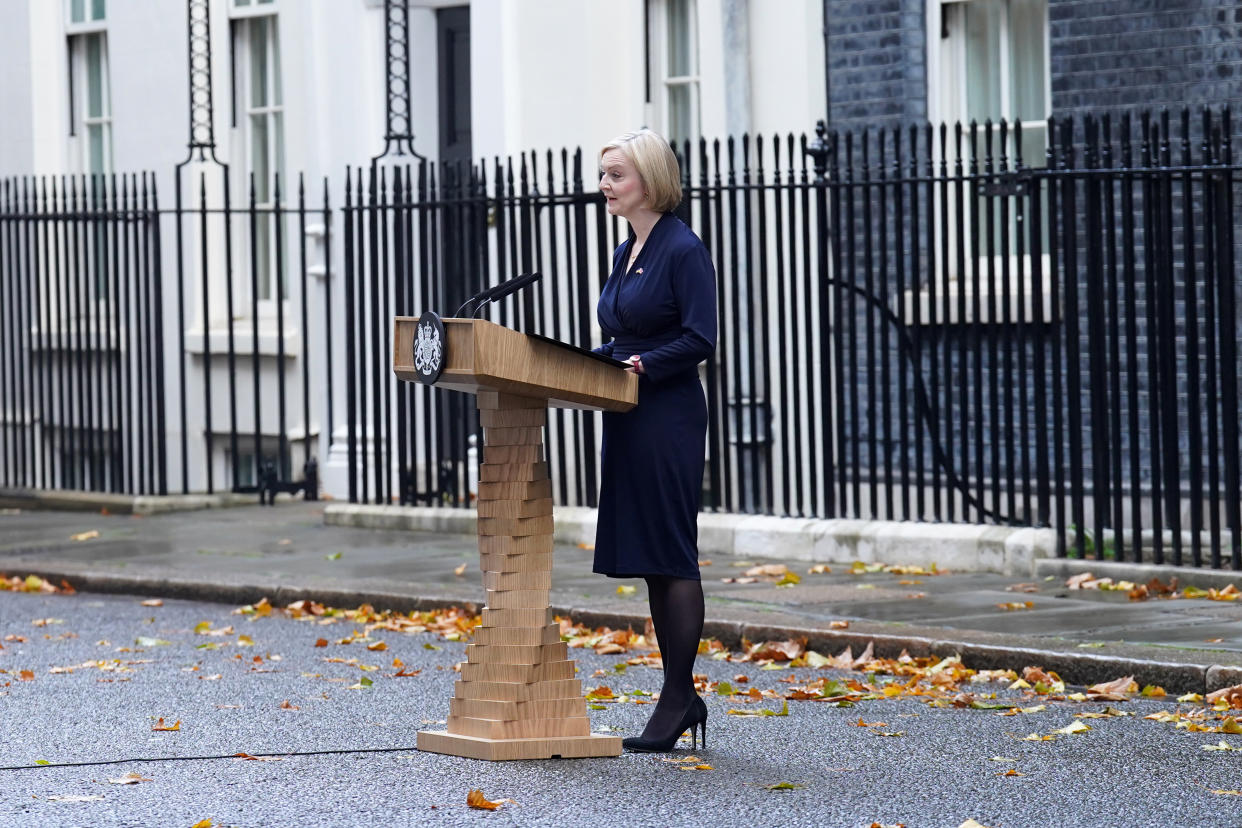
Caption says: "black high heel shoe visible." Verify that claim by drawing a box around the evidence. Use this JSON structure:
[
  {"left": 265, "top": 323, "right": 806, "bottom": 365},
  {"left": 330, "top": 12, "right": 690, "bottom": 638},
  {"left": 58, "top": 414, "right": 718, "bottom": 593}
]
[{"left": 623, "top": 695, "right": 709, "bottom": 753}]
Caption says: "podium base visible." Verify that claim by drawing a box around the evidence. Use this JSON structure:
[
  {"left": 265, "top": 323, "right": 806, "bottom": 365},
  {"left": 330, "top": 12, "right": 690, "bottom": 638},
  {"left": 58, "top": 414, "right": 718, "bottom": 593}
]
[{"left": 417, "top": 730, "right": 622, "bottom": 761}]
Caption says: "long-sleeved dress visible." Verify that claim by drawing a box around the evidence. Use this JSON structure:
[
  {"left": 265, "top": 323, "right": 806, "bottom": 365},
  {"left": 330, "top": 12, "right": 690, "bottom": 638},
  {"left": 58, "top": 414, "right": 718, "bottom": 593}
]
[{"left": 592, "top": 213, "right": 718, "bottom": 580}]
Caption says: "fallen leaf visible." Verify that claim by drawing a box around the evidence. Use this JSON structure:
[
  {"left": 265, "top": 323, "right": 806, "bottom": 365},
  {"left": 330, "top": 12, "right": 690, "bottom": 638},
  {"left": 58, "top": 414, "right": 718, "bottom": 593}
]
[
  {"left": 453, "top": 563, "right": 467, "bottom": 577},
  {"left": 48, "top": 795, "right": 104, "bottom": 802},
  {"left": 1210, "top": 789, "right": 1242, "bottom": 796},
  {"left": 140, "top": 599, "right": 163, "bottom": 607},
  {"left": 1207, "top": 684, "right": 1242, "bottom": 708},
  {"left": 108, "top": 773, "right": 152, "bottom": 785},
  {"left": 1066, "top": 572, "right": 1097, "bottom": 589},
  {"left": 829, "top": 620, "right": 850, "bottom": 629},
  {"left": 191, "top": 820, "right": 213, "bottom": 828},
  {"left": 233, "top": 753, "right": 283, "bottom": 761},
  {"left": 325, "top": 552, "right": 342, "bottom": 561},
  {"left": 466, "top": 789, "right": 515, "bottom": 810},
  {"left": 995, "top": 601, "right": 1034, "bottom": 611},
  {"left": 617, "top": 585, "right": 637, "bottom": 596},
  {"left": 1006, "top": 583, "right": 1040, "bottom": 593},
  {"left": 19, "top": 670, "right": 34, "bottom": 681},
  {"left": 745, "top": 564, "right": 791, "bottom": 578},
  {"left": 314, "top": 638, "right": 329, "bottom": 648},
  {"left": 1203, "top": 741, "right": 1240, "bottom": 751},
  {"left": 765, "top": 781, "right": 806, "bottom": 791},
  {"left": 280, "top": 700, "right": 299, "bottom": 710},
  {"left": 366, "top": 641, "right": 387, "bottom": 651},
  {"left": 151, "top": 718, "right": 181, "bottom": 732},
  {"left": 808, "top": 565, "right": 831, "bottom": 574},
  {"left": 1051, "top": 721, "right": 1091, "bottom": 735},
  {"left": 70, "top": 530, "right": 99, "bottom": 542},
  {"left": 1087, "top": 675, "right": 1138, "bottom": 700},
  {"left": 996, "top": 769, "right": 1024, "bottom": 776}
]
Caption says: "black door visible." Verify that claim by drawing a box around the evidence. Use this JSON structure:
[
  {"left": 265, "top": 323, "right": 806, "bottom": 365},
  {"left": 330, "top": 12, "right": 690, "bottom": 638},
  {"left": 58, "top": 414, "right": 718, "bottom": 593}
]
[{"left": 437, "top": 6, "right": 472, "bottom": 170}]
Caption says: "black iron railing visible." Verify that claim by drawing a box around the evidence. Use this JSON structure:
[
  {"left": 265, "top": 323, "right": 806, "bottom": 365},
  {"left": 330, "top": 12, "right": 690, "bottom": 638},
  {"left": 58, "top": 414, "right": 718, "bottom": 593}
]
[
  {"left": 0, "top": 174, "right": 167, "bottom": 495},
  {"left": 340, "top": 107, "right": 1242, "bottom": 568},
  {"left": 3, "top": 108, "right": 1240, "bottom": 568}
]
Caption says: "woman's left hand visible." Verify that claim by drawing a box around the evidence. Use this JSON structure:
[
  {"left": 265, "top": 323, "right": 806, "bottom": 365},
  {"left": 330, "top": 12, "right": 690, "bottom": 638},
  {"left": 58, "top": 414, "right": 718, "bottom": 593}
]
[{"left": 625, "top": 355, "right": 645, "bottom": 374}]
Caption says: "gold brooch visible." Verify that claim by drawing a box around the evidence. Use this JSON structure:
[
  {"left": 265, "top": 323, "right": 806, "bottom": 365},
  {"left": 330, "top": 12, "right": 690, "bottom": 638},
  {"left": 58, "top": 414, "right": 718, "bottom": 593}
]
[{"left": 635, "top": 268, "right": 643, "bottom": 274}]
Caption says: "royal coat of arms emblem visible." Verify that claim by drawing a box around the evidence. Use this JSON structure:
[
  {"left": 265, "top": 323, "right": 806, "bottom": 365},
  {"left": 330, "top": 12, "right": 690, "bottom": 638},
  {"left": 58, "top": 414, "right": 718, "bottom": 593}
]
[{"left": 413, "top": 311, "right": 446, "bottom": 384}]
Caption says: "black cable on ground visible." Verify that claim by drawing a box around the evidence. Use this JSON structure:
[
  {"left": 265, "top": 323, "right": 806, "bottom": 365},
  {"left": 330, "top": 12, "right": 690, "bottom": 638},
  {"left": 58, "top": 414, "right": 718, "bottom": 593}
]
[
  {"left": 0, "top": 745, "right": 421, "bottom": 772},
  {"left": 824, "top": 277, "right": 1022, "bottom": 527}
]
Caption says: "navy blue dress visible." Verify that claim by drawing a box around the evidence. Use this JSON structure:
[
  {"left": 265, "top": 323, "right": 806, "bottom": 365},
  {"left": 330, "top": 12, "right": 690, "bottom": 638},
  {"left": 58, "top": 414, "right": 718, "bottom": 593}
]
[{"left": 592, "top": 213, "right": 718, "bottom": 580}]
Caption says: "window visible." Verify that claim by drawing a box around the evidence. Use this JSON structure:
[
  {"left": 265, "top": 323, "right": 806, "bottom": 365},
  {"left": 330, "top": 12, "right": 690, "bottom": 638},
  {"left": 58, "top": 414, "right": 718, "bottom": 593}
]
[
  {"left": 931, "top": 0, "right": 1049, "bottom": 165},
  {"left": 916, "top": 0, "right": 1052, "bottom": 323},
  {"left": 66, "top": 0, "right": 111, "bottom": 174},
  {"left": 647, "top": 0, "right": 700, "bottom": 149},
  {"left": 231, "top": 2, "right": 286, "bottom": 305}
]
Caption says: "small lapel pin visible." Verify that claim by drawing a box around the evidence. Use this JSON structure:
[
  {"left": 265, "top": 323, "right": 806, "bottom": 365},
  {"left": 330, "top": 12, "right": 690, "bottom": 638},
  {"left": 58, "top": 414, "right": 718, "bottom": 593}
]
[{"left": 635, "top": 268, "right": 644, "bottom": 274}]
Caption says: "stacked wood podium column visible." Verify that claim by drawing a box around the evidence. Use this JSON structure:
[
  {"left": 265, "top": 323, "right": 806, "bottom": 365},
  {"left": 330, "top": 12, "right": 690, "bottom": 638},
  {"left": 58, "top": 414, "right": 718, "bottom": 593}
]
[{"left": 416, "top": 390, "right": 622, "bottom": 760}]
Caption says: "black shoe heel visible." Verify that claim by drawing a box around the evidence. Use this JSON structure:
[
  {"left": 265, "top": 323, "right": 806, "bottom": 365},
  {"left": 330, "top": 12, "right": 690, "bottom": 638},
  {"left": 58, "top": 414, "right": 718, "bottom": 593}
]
[{"left": 622, "top": 695, "right": 709, "bottom": 753}]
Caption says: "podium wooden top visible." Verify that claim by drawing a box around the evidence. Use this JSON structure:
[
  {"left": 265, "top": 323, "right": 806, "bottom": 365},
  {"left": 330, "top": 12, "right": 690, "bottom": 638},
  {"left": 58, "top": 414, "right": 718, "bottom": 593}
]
[{"left": 393, "top": 317, "right": 638, "bottom": 412}]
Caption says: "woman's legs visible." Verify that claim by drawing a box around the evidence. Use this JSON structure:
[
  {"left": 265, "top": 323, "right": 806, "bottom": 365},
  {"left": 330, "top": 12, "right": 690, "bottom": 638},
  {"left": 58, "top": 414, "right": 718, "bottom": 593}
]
[{"left": 638, "top": 575, "right": 705, "bottom": 740}]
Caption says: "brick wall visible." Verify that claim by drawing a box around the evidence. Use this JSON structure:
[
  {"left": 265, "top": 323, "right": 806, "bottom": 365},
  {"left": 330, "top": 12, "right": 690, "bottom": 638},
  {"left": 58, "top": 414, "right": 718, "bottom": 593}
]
[
  {"left": 1050, "top": 0, "right": 1242, "bottom": 116},
  {"left": 825, "top": 0, "right": 927, "bottom": 132}
]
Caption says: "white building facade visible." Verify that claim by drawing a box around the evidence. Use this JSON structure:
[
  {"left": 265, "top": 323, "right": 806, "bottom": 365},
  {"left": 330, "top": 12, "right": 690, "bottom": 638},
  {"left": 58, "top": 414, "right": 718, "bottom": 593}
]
[{"left": 0, "top": 0, "right": 829, "bottom": 502}]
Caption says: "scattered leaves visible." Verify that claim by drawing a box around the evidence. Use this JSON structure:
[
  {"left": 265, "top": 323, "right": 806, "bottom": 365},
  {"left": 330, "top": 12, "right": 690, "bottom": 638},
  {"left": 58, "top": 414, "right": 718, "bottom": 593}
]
[{"left": 151, "top": 718, "right": 181, "bottom": 732}]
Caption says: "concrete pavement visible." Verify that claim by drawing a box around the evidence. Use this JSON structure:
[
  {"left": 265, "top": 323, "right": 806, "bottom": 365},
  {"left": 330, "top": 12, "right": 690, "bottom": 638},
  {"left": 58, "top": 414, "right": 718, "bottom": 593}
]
[{"left": 2, "top": 497, "right": 1242, "bottom": 693}]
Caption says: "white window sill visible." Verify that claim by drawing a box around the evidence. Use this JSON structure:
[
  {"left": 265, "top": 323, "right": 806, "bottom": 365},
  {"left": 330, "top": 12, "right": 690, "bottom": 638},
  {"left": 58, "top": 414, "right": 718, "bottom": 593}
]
[
  {"left": 902, "top": 284, "right": 1057, "bottom": 326},
  {"left": 185, "top": 324, "right": 301, "bottom": 358}
]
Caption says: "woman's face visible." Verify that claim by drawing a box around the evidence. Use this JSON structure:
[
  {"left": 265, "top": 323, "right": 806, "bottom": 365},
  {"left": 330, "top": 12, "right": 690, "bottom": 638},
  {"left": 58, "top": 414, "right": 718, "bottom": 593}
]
[{"left": 599, "top": 149, "right": 646, "bottom": 219}]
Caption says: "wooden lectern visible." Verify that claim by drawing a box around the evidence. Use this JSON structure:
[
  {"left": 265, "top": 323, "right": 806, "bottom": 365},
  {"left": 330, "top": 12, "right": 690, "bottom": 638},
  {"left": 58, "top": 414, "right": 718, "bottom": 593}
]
[{"left": 393, "top": 316, "right": 637, "bottom": 760}]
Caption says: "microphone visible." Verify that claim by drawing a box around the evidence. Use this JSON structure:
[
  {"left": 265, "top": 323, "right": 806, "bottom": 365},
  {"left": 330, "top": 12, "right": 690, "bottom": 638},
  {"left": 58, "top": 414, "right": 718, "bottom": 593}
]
[
  {"left": 453, "top": 283, "right": 496, "bottom": 318},
  {"left": 472, "top": 272, "right": 542, "bottom": 317}
]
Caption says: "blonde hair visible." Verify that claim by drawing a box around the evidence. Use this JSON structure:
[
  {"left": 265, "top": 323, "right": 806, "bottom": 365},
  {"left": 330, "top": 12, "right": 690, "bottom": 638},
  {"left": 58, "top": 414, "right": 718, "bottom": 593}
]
[{"left": 599, "top": 129, "right": 683, "bottom": 213}]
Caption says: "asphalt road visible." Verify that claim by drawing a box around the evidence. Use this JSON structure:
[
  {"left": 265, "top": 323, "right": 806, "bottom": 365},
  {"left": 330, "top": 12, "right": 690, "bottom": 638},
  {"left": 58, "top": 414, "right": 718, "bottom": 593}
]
[{"left": 2, "top": 589, "right": 1241, "bottom": 828}]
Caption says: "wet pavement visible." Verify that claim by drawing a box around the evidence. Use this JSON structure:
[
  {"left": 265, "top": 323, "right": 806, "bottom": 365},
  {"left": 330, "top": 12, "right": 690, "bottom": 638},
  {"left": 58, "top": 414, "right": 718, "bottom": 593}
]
[{"left": 2, "top": 500, "right": 1242, "bottom": 691}]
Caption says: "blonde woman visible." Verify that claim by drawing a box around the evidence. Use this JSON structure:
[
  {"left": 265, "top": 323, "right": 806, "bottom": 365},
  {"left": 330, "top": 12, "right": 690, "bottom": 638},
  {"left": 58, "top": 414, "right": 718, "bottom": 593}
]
[{"left": 592, "top": 129, "right": 717, "bottom": 752}]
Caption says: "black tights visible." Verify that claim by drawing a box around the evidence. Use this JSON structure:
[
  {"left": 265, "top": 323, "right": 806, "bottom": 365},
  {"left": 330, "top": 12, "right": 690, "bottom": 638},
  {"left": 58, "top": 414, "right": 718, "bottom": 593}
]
[{"left": 641, "top": 575, "right": 705, "bottom": 739}]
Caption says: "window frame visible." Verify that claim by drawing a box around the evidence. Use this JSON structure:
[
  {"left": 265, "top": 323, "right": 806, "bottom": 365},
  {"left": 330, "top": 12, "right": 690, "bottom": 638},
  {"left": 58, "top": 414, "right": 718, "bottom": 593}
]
[
  {"left": 229, "top": 4, "right": 288, "bottom": 316},
  {"left": 916, "top": 0, "right": 1053, "bottom": 324},
  {"left": 66, "top": 9, "right": 112, "bottom": 176},
  {"left": 646, "top": 0, "right": 702, "bottom": 149}
]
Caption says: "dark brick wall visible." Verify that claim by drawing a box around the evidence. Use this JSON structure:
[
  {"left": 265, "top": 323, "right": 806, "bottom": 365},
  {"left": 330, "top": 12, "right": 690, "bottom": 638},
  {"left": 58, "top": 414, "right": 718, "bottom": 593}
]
[
  {"left": 825, "top": 0, "right": 927, "bottom": 132},
  {"left": 1049, "top": 0, "right": 1242, "bottom": 116}
]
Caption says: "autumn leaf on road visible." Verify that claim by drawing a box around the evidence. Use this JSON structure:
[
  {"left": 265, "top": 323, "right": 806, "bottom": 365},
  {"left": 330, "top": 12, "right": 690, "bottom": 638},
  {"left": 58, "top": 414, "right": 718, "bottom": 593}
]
[
  {"left": 466, "top": 789, "right": 516, "bottom": 810},
  {"left": 746, "top": 638, "right": 806, "bottom": 662},
  {"left": 1207, "top": 684, "right": 1242, "bottom": 708},
  {"left": 1051, "top": 721, "right": 1091, "bottom": 735},
  {"left": 108, "top": 773, "right": 152, "bottom": 785},
  {"left": 1087, "top": 675, "right": 1138, "bottom": 700},
  {"left": 233, "top": 753, "right": 283, "bottom": 761},
  {"left": 279, "top": 700, "right": 299, "bottom": 710},
  {"left": 454, "top": 563, "right": 467, "bottom": 576},
  {"left": 70, "top": 529, "right": 99, "bottom": 542},
  {"left": 140, "top": 599, "right": 163, "bottom": 607},
  {"left": 995, "top": 601, "right": 1034, "bottom": 611},
  {"left": 728, "top": 701, "right": 789, "bottom": 717},
  {"left": 151, "top": 718, "right": 181, "bottom": 731}
]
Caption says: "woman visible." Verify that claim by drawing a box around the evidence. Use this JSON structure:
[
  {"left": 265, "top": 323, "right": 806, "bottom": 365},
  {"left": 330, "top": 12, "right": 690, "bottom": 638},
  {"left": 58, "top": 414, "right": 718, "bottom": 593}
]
[{"left": 592, "top": 129, "right": 717, "bottom": 753}]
